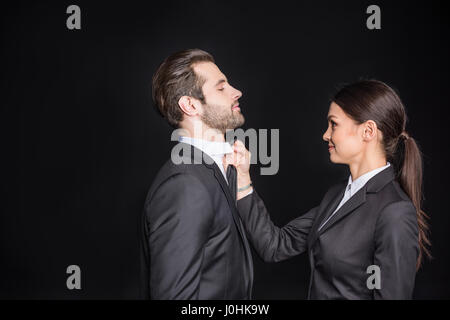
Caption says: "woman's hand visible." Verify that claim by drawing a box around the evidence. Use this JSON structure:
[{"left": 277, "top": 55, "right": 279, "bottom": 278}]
[{"left": 223, "top": 140, "right": 253, "bottom": 199}]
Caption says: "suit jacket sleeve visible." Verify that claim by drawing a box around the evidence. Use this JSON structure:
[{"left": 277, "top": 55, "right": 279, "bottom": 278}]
[
  {"left": 237, "top": 189, "right": 317, "bottom": 263},
  {"left": 373, "top": 200, "right": 419, "bottom": 299},
  {"left": 145, "top": 173, "right": 214, "bottom": 299}
]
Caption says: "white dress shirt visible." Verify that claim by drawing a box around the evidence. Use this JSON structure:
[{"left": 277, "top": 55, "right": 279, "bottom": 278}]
[
  {"left": 179, "top": 136, "right": 233, "bottom": 182},
  {"left": 318, "top": 162, "right": 391, "bottom": 231}
]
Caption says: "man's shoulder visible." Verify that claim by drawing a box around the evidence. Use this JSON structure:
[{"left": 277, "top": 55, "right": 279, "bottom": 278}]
[
  {"left": 156, "top": 156, "right": 212, "bottom": 179},
  {"left": 147, "top": 156, "right": 217, "bottom": 197}
]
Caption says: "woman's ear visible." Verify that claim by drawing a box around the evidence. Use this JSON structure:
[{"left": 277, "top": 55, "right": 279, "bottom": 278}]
[
  {"left": 178, "top": 96, "right": 201, "bottom": 117},
  {"left": 362, "top": 120, "right": 378, "bottom": 141}
]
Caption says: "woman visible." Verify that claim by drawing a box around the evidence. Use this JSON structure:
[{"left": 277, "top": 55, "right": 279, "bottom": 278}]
[{"left": 226, "top": 79, "right": 431, "bottom": 299}]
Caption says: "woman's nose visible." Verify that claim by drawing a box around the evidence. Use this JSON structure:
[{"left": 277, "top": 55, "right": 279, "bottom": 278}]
[{"left": 323, "top": 128, "right": 330, "bottom": 142}]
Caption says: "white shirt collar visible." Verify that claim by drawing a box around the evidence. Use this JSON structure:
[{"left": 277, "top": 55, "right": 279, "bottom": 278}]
[
  {"left": 346, "top": 162, "right": 391, "bottom": 197},
  {"left": 178, "top": 136, "right": 233, "bottom": 157},
  {"left": 178, "top": 136, "right": 233, "bottom": 181}
]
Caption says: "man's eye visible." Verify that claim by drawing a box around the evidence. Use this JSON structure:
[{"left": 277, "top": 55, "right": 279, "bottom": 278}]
[{"left": 218, "top": 88, "right": 225, "bottom": 91}]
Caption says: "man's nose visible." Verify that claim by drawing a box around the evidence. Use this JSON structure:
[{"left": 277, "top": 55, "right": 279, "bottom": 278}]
[{"left": 231, "top": 86, "right": 242, "bottom": 100}]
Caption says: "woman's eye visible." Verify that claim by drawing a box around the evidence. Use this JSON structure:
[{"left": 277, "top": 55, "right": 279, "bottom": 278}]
[
  {"left": 218, "top": 88, "right": 225, "bottom": 91},
  {"left": 331, "top": 121, "right": 336, "bottom": 128}
]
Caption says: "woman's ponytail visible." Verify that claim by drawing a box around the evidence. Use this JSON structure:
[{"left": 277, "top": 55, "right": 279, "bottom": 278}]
[{"left": 397, "top": 132, "right": 432, "bottom": 270}]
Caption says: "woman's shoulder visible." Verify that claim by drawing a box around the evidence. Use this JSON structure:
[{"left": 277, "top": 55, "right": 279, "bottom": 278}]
[
  {"left": 374, "top": 180, "right": 417, "bottom": 227},
  {"left": 377, "top": 179, "right": 415, "bottom": 209}
]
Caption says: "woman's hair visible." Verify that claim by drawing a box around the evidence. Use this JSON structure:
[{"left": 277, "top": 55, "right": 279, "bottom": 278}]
[{"left": 332, "top": 79, "right": 431, "bottom": 270}]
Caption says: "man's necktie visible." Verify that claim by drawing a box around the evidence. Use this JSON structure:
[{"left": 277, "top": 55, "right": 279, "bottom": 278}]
[{"left": 226, "top": 164, "right": 237, "bottom": 203}]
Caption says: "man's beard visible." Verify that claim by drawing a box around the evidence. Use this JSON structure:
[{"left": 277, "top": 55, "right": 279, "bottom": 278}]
[{"left": 200, "top": 102, "right": 245, "bottom": 133}]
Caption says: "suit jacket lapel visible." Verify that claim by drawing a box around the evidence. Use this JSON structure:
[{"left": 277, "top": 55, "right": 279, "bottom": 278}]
[
  {"left": 180, "top": 143, "right": 250, "bottom": 247},
  {"left": 178, "top": 142, "right": 254, "bottom": 296},
  {"left": 308, "top": 165, "right": 396, "bottom": 248},
  {"left": 318, "top": 186, "right": 367, "bottom": 235},
  {"left": 206, "top": 161, "right": 250, "bottom": 243},
  {"left": 308, "top": 185, "right": 345, "bottom": 247},
  {"left": 321, "top": 166, "right": 396, "bottom": 235},
  {"left": 197, "top": 147, "right": 255, "bottom": 295}
]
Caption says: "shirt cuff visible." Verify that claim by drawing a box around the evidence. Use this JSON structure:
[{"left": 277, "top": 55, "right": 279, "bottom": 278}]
[{"left": 239, "top": 188, "right": 253, "bottom": 200}]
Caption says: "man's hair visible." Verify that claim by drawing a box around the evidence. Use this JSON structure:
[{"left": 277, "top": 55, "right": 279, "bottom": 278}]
[{"left": 152, "top": 49, "right": 215, "bottom": 128}]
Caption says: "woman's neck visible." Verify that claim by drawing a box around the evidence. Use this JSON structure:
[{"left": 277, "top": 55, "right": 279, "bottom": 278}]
[{"left": 349, "top": 155, "right": 387, "bottom": 181}]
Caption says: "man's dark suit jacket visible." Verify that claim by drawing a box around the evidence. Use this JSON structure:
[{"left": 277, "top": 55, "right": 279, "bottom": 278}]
[
  {"left": 140, "top": 143, "right": 253, "bottom": 299},
  {"left": 236, "top": 166, "right": 419, "bottom": 299}
]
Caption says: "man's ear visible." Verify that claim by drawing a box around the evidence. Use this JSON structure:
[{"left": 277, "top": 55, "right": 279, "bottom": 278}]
[
  {"left": 362, "top": 120, "right": 378, "bottom": 141},
  {"left": 178, "top": 96, "right": 200, "bottom": 116}
]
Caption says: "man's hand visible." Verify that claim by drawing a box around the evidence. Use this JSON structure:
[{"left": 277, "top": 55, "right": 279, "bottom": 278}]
[{"left": 223, "top": 140, "right": 253, "bottom": 199}]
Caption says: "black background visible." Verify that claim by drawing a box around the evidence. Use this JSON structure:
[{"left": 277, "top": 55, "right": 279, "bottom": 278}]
[{"left": 2, "top": 0, "right": 449, "bottom": 299}]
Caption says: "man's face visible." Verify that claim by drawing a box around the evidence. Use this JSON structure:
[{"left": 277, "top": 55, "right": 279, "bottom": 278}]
[{"left": 193, "top": 62, "right": 244, "bottom": 132}]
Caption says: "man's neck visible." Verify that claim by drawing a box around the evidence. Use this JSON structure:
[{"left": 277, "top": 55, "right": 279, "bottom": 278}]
[{"left": 180, "top": 122, "right": 225, "bottom": 142}]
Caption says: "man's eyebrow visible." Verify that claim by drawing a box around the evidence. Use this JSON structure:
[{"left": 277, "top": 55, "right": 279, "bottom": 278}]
[{"left": 215, "top": 79, "right": 227, "bottom": 86}]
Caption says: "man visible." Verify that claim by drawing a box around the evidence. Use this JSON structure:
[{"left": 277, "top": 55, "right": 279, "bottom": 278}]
[{"left": 140, "top": 49, "right": 254, "bottom": 299}]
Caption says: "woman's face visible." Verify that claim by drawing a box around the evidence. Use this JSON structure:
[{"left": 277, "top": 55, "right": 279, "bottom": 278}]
[{"left": 323, "top": 102, "right": 365, "bottom": 165}]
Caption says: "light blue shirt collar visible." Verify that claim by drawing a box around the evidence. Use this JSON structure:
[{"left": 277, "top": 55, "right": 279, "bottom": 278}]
[
  {"left": 346, "top": 162, "right": 391, "bottom": 197},
  {"left": 318, "top": 162, "right": 391, "bottom": 231}
]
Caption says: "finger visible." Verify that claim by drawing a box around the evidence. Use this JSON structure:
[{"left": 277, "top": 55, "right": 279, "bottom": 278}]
[
  {"left": 224, "top": 153, "right": 238, "bottom": 166},
  {"left": 233, "top": 139, "right": 245, "bottom": 148},
  {"left": 233, "top": 143, "right": 247, "bottom": 154},
  {"left": 233, "top": 140, "right": 246, "bottom": 151},
  {"left": 225, "top": 153, "right": 235, "bottom": 162}
]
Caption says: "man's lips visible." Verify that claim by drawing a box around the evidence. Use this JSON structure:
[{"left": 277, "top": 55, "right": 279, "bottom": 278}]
[{"left": 232, "top": 103, "right": 240, "bottom": 111}]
